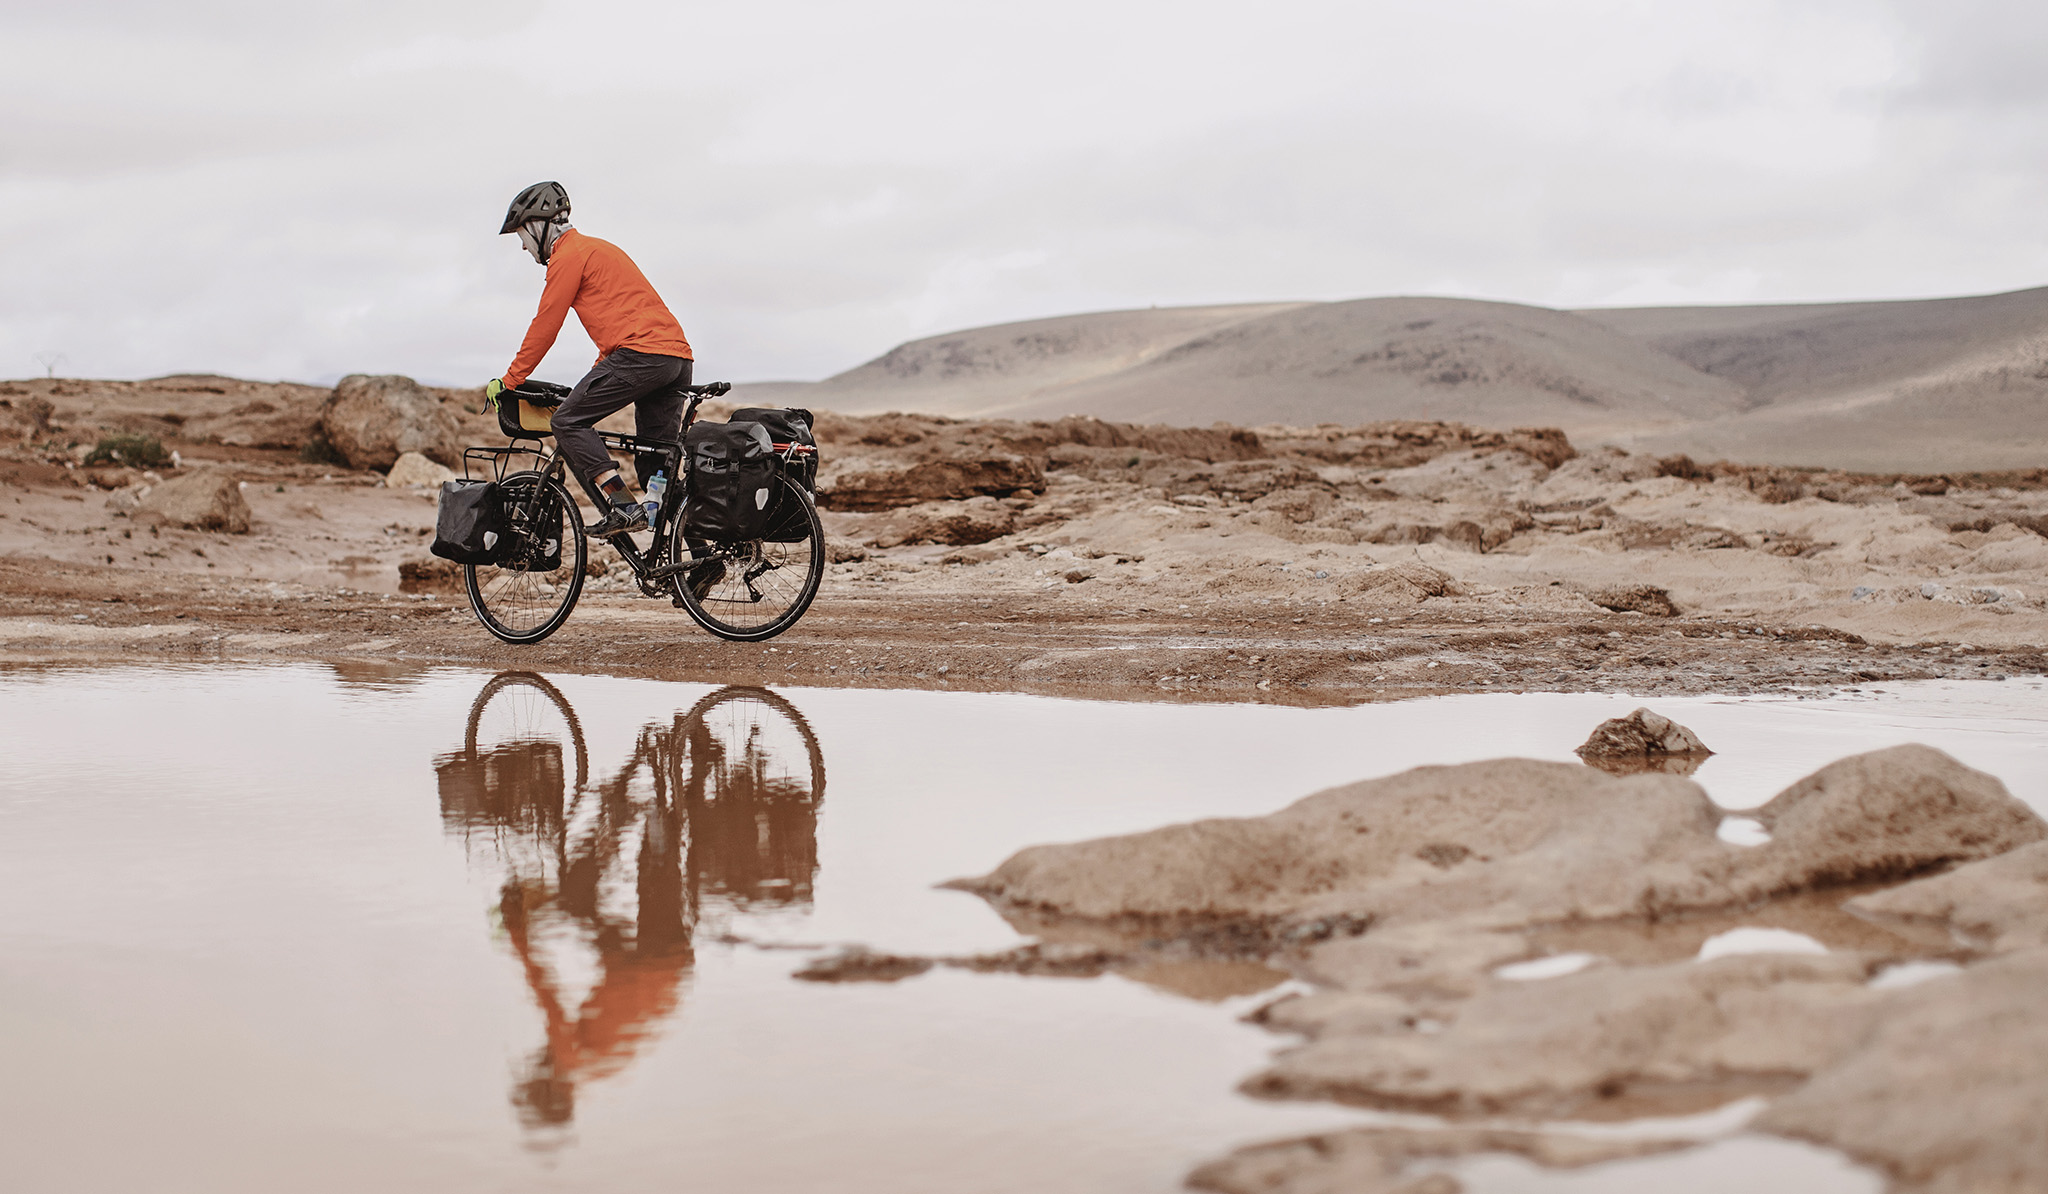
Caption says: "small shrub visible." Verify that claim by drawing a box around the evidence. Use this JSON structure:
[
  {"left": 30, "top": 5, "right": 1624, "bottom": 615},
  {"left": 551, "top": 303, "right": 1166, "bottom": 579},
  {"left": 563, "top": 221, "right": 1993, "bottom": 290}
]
[{"left": 84, "top": 433, "right": 168, "bottom": 467}]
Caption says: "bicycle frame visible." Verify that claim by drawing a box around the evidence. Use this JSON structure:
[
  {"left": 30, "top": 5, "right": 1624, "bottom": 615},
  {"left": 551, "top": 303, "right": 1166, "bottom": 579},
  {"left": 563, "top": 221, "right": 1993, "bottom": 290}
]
[{"left": 461, "top": 391, "right": 818, "bottom": 599}]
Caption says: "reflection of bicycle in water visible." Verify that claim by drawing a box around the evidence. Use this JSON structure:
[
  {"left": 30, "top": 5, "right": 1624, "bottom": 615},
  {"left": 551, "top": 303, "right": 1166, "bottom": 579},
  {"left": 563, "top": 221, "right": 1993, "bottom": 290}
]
[{"left": 433, "top": 673, "right": 824, "bottom": 1133}]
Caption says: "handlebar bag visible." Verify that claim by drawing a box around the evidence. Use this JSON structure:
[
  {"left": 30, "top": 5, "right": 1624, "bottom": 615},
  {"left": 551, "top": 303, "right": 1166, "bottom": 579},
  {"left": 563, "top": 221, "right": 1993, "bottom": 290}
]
[
  {"left": 496, "top": 383, "right": 566, "bottom": 440},
  {"left": 683, "top": 420, "right": 777, "bottom": 542},
  {"left": 727, "top": 407, "right": 818, "bottom": 493},
  {"left": 431, "top": 478, "right": 508, "bottom": 565}
]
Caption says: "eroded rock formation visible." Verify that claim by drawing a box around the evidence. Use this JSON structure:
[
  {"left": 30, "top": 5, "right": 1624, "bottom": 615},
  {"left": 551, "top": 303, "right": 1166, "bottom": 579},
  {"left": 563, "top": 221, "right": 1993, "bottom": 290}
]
[{"left": 937, "top": 745, "right": 2048, "bottom": 1192}]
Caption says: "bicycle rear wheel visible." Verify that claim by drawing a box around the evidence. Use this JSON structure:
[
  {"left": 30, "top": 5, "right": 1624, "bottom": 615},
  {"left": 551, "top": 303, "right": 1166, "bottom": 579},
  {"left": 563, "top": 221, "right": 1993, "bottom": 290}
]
[
  {"left": 669, "top": 473, "right": 824, "bottom": 642},
  {"left": 466, "top": 470, "right": 588, "bottom": 644}
]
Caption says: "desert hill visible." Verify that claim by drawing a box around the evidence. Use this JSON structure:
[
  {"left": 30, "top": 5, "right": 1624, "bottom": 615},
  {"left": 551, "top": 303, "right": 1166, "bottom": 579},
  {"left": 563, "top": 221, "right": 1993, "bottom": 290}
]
[{"left": 737, "top": 287, "right": 2048, "bottom": 472}]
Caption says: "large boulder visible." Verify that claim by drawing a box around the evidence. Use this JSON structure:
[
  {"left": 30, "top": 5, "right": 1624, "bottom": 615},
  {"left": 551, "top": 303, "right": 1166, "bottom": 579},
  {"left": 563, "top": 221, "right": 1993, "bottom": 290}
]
[
  {"left": 135, "top": 467, "right": 250, "bottom": 533},
  {"left": 385, "top": 451, "right": 457, "bottom": 489},
  {"left": 319, "top": 374, "right": 462, "bottom": 471},
  {"left": 820, "top": 455, "right": 1045, "bottom": 511}
]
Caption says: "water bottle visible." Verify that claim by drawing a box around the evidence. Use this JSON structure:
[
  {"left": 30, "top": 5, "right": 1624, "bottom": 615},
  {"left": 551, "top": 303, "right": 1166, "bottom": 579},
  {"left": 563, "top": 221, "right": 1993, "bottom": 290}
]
[{"left": 643, "top": 471, "right": 667, "bottom": 525}]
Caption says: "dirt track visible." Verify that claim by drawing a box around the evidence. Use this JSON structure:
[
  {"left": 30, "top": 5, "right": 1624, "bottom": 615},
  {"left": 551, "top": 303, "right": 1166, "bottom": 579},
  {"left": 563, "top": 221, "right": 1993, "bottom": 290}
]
[
  {"left": 4, "top": 373, "right": 2044, "bottom": 695},
  {"left": 0, "top": 556, "right": 2036, "bottom": 700}
]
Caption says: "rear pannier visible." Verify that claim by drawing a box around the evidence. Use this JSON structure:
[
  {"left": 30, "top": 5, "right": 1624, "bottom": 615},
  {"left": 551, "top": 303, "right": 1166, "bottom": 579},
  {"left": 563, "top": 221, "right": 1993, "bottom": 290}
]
[
  {"left": 728, "top": 406, "right": 818, "bottom": 492},
  {"left": 728, "top": 406, "right": 819, "bottom": 543},
  {"left": 431, "top": 479, "right": 508, "bottom": 565},
  {"left": 684, "top": 420, "right": 777, "bottom": 542}
]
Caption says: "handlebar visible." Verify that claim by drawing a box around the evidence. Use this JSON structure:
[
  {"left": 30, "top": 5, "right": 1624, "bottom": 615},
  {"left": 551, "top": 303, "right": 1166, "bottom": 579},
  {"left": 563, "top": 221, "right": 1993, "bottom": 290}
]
[{"left": 511, "top": 379, "right": 730, "bottom": 400}]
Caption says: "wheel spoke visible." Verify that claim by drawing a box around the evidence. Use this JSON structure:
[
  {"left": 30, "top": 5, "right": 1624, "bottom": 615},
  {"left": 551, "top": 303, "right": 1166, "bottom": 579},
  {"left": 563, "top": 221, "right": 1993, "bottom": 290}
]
[
  {"left": 466, "top": 473, "right": 586, "bottom": 644},
  {"left": 669, "top": 475, "right": 823, "bottom": 641}
]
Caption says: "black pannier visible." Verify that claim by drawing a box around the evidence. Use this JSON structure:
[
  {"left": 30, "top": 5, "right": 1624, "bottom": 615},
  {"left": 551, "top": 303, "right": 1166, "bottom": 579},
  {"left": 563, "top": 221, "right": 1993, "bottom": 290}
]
[
  {"left": 431, "top": 479, "right": 508, "bottom": 565},
  {"left": 684, "top": 420, "right": 777, "bottom": 542},
  {"left": 728, "top": 406, "right": 818, "bottom": 492},
  {"left": 507, "top": 486, "right": 565, "bottom": 573},
  {"left": 729, "top": 406, "right": 818, "bottom": 543}
]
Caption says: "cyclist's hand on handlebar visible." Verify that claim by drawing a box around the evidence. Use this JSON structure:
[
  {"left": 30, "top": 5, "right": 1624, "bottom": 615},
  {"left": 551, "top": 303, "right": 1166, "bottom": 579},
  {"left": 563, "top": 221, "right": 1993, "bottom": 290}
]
[{"left": 482, "top": 378, "right": 506, "bottom": 412}]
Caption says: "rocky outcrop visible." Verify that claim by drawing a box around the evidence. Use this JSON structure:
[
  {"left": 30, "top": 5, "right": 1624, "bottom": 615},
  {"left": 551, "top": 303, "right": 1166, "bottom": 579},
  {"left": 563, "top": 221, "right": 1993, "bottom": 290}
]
[
  {"left": 134, "top": 467, "right": 251, "bottom": 533},
  {"left": 0, "top": 395, "right": 54, "bottom": 440},
  {"left": 1342, "top": 562, "right": 1459, "bottom": 603},
  {"left": 1756, "top": 948, "right": 2048, "bottom": 1194},
  {"left": 867, "top": 496, "right": 1017, "bottom": 547},
  {"left": 1190, "top": 1126, "right": 1682, "bottom": 1194},
  {"left": 1744, "top": 744, "right": 2045, "bottom": 892},
  {"left": 953, "top": 747, "right": 2042, "bottom": 945},
  {"left": 819, "top": 455, "right": 1045, "bottom": 511},
  {"left": 1583, "top": 583, "right": 1680, "bottom": 616},
  {"left": 1577, "top": 708, "right": 1712, "bottom": 759},
  {"left": 1245, "top": 951, "right": 1878, "bottom": 1117},
  {"left": 945, "top": 744, "right": 2047, "bottom": 1192},
  {"left": 183, "top": 397, "right": 322, "bottom": 451},
  {"left": 1845, "top": 839, "right": 2048, "bottom": 954},
  {"left": 318, "top": 374, "right": 462, "bottom": 471}
]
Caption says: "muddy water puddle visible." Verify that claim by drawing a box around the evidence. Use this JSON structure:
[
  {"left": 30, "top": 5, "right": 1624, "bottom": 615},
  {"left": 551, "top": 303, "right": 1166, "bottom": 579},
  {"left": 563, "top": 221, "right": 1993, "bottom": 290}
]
[{"left": 1, "top": 667, "right": 2042, "bottom": 1194}]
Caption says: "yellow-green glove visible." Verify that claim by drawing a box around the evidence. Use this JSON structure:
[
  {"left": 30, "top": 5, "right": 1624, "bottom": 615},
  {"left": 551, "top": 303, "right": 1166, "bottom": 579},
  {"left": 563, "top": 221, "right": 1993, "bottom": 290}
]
[{"left": 482, "top": 378, "right": 506, "bottom": 412}]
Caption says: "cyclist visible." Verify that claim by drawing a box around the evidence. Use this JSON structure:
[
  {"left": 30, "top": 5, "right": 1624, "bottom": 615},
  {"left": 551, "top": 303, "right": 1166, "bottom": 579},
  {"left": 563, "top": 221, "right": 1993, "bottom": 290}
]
[{"left": 485, "top": 181, "right": 694, "bottom": 537}]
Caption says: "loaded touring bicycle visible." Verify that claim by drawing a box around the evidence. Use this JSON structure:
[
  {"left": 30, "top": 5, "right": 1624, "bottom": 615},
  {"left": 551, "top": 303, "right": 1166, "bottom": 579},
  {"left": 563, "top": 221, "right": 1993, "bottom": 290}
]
[{"left": 433, "top": 379, "right": 825, "bottom": 644}]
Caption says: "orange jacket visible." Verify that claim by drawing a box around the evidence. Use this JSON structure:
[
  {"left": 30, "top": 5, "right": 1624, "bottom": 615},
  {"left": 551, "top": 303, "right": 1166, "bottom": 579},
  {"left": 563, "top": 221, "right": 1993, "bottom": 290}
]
[{"left": 502, "top": 228, "right": 693, "bottom": 388}]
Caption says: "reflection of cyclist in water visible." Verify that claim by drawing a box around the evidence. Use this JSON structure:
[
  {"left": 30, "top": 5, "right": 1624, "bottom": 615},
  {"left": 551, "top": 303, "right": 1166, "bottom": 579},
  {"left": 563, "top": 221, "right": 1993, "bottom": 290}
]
[{"left": 433, "top": 676, "right": 824, "bottom": 1130}]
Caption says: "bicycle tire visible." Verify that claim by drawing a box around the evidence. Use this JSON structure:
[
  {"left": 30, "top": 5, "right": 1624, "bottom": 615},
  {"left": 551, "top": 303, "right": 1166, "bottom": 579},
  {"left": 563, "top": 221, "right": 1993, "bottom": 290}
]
[
  {"left": 681, "top": 686, "right": 827, "bottom": 808},
  {"left": 462, "top": 671, "right": 590, "bottom": 794},
  {"left": 465, "top": 470, "right": 588, "bottom": 644},
  {"left": 667, "top": 473, "right": 824, "bottom": 643}
]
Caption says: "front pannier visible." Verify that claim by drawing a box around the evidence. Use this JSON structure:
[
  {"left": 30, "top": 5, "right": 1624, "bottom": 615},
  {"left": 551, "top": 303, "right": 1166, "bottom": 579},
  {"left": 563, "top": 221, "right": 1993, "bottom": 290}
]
[
  {"left": 506, "top": 486, "right": 564, "bottom": 573},
  {"left": 684, "top": 420, "right": 777, "bottom": 542},
  {"left": 431, "top": 479, "right": 508, "bottom": 565}
]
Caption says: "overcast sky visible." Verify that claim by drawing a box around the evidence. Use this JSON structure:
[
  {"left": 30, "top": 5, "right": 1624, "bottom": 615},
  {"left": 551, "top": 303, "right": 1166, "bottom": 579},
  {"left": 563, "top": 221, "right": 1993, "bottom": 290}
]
[{"left": 5, "top": 0, "right": 2046, "bottom": 387}]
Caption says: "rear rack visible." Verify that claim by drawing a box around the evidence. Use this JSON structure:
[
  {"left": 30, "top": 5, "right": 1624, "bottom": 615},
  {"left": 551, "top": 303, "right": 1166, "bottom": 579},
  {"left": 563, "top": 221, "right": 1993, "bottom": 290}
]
[{"left": 462, "top": 444, "right": 550, "bottom": 482}]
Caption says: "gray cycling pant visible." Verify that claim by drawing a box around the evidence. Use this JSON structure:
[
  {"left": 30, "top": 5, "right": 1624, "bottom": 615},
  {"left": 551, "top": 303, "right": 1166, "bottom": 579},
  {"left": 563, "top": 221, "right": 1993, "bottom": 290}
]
[{"left": 550, "top": 347, "right": 693, "bottom": 502}]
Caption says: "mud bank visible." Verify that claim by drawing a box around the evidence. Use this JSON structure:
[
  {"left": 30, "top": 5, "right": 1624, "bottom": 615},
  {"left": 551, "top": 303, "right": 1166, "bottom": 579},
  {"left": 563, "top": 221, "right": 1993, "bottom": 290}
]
[{"left": 935, "top": 742, "right": 2048, "bottom": 1192}]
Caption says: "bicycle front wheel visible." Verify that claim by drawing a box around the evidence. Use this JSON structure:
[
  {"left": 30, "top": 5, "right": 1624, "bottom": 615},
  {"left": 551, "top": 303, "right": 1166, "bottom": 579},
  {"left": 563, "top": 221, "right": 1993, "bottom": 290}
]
[
  {"left": 669, "top": 473, "right": 824, "bottom": 642},
  {"left": 466, "top": 470, "right": 588, "bottom": 644}
]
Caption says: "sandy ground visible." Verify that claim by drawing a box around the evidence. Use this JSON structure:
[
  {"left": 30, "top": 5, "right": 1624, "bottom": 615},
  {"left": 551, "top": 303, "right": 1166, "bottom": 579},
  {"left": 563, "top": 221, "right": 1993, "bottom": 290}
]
[{"left": 1, "top": 374, "right": 2044, "bottom": 692}]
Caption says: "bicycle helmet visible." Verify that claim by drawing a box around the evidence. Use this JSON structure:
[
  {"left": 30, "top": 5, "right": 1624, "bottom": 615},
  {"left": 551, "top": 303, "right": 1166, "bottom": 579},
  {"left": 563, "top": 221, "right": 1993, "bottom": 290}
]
[{"left": 500, "top": 181, "right": 570, "bottom": 234}]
